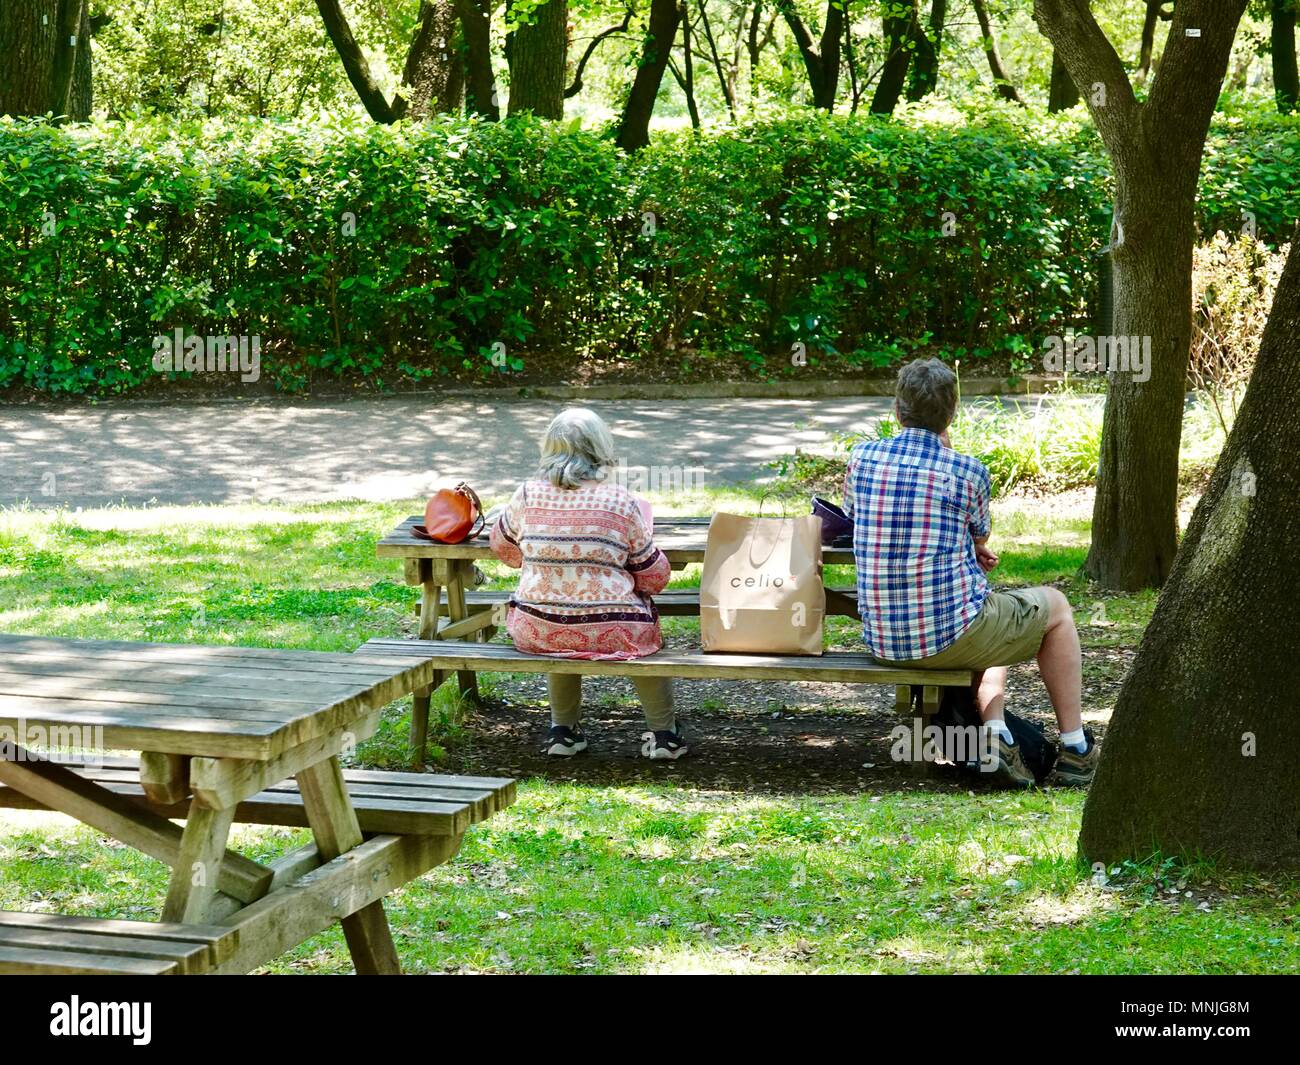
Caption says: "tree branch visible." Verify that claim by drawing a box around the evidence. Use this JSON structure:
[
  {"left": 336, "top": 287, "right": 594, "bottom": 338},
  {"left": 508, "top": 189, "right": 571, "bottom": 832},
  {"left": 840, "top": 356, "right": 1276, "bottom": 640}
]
[
  {"left": 566, "top": 10, "right": 633, "bottom": 97},
  {"left": 1145, "top": 0, "right": 1249, "bottom": 150},
  {"left": 1032, "top": 0, "right": 1138, "bottom": 155},
  {"left": 315, "top": 0, "right": 402, "bottom": 123}
]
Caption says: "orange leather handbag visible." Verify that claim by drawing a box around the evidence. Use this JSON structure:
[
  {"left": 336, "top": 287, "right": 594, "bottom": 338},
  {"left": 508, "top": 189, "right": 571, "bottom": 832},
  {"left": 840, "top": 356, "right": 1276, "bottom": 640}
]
[{"left": 413, "top": 482, "right": 484, "bottom": 544}]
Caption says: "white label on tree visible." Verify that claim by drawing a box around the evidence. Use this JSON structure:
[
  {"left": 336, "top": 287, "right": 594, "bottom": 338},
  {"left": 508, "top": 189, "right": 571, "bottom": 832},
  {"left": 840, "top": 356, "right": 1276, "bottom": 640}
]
[{"left": 1185, "top": 28, "right": 1201, "bottom": 37}]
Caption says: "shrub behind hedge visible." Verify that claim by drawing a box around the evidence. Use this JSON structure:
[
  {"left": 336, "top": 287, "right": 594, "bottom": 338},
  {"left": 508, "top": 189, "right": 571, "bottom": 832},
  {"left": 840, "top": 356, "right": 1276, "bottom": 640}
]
[{"left": 0, "top": 108, "right": 1294, "bottom": 396}]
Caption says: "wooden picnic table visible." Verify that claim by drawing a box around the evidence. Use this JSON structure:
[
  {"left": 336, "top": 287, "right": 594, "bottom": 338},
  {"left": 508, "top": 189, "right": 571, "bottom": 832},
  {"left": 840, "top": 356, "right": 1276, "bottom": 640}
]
[
  {"left": 0, "top": 633, "right": 492, "bottom": 974},
  {"left": 377, "top": 516, "right": 860, "bottom": 759}
]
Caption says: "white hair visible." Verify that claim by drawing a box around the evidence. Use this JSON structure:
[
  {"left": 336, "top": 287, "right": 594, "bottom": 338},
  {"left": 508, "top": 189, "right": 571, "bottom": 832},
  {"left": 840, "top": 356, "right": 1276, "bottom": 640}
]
[{"left": 537, "top": 408, "right": 618, "bottom": 489}]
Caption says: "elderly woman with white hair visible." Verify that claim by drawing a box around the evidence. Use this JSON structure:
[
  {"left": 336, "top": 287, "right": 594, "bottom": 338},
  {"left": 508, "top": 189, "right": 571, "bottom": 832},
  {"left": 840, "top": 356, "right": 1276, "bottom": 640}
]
[{"left": 489, "top": 407, "right": 686, "bottom": 760}]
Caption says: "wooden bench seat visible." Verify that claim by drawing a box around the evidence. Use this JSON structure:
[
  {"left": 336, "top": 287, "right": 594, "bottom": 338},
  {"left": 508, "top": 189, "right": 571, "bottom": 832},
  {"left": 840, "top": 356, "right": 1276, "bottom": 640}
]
[
  {"left": 0, "top": 910, "right": 235, "bottom": 975},
  {"left": 0, "top": 758, "right": 516, "bottom": 838},
  {"left": 360, "top": 637, "right": 971, "bottom": 689},
  {"left": 362, "top": 636, "right": 971, "bottom": 769}
]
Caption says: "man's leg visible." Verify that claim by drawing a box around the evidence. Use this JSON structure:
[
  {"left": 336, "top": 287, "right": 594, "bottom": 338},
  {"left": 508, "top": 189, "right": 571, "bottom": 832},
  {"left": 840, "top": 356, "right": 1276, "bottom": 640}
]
[
  {"left": 972, "top": 667, "right": 1008, "bottom": 722},
  {"left": 1036, "top": 587, "right": 1082, "bottom": 735}
]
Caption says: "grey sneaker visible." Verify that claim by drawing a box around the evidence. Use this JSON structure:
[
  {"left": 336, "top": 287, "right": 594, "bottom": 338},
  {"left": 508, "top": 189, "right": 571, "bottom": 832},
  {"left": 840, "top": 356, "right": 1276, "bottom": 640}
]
[
  {"left": 990, "top": 736, "right": 1035, "bottom": 788},
  {"left": 1050, "top": 729, "right": 1099, "bottom": 786}
]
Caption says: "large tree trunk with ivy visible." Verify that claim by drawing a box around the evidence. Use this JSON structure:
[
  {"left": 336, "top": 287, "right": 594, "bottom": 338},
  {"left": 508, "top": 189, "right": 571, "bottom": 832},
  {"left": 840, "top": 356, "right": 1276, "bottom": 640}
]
[
  {"left": 615, "top": 0, "right": 681, "bottom": 152},
  {"left": 0, "top": 0, "right": 89, "bottom": 120},
  {"left": 506, "top": 0, "right": 568, "bottom": 118},
  {"left": 1080, "top": 235, "right": 1300, "bottom": 871},
  {"left": 1274, "top": 0, "right": 1299, "bottom": 114},
  {"left": 1034, "top": 0, "right": 1248, "bottom": 591}
]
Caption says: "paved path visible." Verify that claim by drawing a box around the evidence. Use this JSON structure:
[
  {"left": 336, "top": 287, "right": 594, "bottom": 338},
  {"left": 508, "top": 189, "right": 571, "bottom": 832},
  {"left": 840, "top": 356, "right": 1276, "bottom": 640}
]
[{"left": 0, "top": 393, "right": 1024, "bottom": 508}]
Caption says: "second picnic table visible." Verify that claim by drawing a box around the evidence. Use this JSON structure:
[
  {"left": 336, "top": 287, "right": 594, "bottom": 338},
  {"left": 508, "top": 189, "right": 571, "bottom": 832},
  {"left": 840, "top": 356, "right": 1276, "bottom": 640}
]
[{"left": 0, "top": 633, "right": 514, "bottom": 974}]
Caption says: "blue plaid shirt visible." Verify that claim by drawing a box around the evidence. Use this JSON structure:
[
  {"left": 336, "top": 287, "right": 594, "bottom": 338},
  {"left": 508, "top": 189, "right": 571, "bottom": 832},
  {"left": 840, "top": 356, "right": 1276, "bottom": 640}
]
[{"left": 843, "top": 427, "right": 992, "bottom": 661}]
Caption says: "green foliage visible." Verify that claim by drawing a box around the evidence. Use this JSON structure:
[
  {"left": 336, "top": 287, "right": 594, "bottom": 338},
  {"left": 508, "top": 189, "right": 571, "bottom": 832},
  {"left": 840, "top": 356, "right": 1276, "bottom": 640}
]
[
  {"left": 1, "top": 107, "right": 1296, "bottom": 396},
  {"left": 772, "top": 388, "right": 1237, "bottom": 499},
  {"left": 93, "top": 0, "right": 362, "bottom": 120}
]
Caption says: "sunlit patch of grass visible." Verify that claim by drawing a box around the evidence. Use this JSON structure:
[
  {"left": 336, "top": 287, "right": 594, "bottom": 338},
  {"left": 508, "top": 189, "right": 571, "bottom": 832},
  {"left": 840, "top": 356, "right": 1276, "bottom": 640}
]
[
  {"left": 0, "top": 497, "right": 1293, "bottom": 973},
  {"left": 2, "top": 781, "right": 1296, "bottom": 974}
]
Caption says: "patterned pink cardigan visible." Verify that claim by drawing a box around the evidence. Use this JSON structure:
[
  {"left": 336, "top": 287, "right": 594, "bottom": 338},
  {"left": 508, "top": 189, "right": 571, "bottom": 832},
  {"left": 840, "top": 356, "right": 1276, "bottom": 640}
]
[{"left": 489, "top": 479, "right": 671, "bottom": 660}]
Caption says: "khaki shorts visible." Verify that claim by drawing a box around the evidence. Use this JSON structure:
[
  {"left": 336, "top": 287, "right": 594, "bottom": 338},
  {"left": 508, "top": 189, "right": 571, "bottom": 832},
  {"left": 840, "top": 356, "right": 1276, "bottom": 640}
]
[{"left": 879, "top": 588, "right": 1053, "bottom": 671}]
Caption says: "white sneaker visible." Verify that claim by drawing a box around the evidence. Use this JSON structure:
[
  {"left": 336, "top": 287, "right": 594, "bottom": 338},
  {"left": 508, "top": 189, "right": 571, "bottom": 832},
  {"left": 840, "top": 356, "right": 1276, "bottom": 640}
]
[{"left": 640, "top": 726, "right": 688, "bottom": 761}]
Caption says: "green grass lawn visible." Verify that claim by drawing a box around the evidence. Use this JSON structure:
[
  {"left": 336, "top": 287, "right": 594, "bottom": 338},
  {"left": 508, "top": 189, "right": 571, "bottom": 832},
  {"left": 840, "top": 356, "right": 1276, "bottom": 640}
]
[{"left": 0, "top": 492, "right": 1295, "bottom": 974}]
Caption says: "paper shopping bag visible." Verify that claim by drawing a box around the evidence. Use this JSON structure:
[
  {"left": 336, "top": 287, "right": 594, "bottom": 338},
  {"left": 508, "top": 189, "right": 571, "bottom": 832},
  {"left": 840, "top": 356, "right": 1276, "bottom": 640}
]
[{"left": 699, "top": 512, "right": 825, "bottom": 655}]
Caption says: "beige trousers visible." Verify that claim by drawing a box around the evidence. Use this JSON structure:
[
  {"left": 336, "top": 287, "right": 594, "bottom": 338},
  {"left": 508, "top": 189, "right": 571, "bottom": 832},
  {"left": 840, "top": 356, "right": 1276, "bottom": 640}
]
[{"left": 547, "top": 674, "right": 675, "bottom": 732}]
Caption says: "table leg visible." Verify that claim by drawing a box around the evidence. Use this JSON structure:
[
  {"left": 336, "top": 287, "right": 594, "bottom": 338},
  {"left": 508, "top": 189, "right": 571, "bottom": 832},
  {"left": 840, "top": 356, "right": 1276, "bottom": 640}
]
[
  {"left": 161, "top": 805, "right": 237, "bottom": 923},
  {"left": 410, "top": 570, "right": 444, "bottom": 766},
  {"left": 295, "top": 756, "right": 401, "bottom": 975},
  {"left": 444, "top": 560, "right": 480, "bottom": 702}
]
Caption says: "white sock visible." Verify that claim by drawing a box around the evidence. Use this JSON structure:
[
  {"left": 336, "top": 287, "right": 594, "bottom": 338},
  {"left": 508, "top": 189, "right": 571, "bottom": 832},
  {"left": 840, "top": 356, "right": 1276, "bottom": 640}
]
[
  {"left": 983, "top": 719, "right": 1014, "bottom": 744},
  {"left": 1060, "top": 727, "right": 1087, "bottom": 753}
]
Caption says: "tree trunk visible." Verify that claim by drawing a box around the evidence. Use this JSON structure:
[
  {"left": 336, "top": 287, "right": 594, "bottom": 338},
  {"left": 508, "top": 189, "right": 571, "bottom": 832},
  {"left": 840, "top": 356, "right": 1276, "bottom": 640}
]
[
  {"left": 0, "top": 1, "right": 56, "bottom": 117},
  {"left": 315, "top": 0, "right": 402, "bottom": 122},
  {"left": 680, "top": 4, "right": 701, "bottom": 129},
  {"left": 1087, "top": 170, "right": 1193, "bottom": 590},
  {"left": 746, "top": 4, "right": 777, "bottom": 109},
  {"left": 1048, "top": 48, "right": 1079, "bottom": 111},
  {"left": 455, "top": 0, "right": 500, "bottom": 119},
  {"left": 906, "top": 0, "right": 945, "bottom": 102},
  {"left": 0, "top": 0, "right": 89, "bottom": 120},
  {"left": 507, "top": 0, "right": 567, "bottom": 118},
  {"left": 778, "top": 0, "right": 844, "bottom": 111},
  {"left": 697, "top": 0, "right": 737, "bottom": 119},
  {"left": 972, "top": 0, "right": 1022, "bottom": 103},
  {"left": 869, "top": 0, "right": 913, "bottom": 115},
  {"left": 1137, "top": 1, "right": 1160, "bottom": 82},
  {"left": 403, "top": 0, "right": 463, "bottom": 118},
  {"left": 616, "top": 0, "right": 682, "bottom": 152},
  {"left": 69, "top": 2, "right": 92, "bottom": 120},
  {"left": 1034, "top": 0, "right": 1249, "bottom": 591},
  {"left": 1080, "top": 235, "right": 1300, "bottom": 871},
  {"left": 1274, "top": 0, "right": 1299, "bottom": 114}
]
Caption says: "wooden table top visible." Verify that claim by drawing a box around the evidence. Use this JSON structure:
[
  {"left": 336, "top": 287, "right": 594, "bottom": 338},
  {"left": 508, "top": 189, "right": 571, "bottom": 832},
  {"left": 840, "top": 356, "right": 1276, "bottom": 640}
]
[
  {"left": 377, "top": 516, "right": 857, "bottom": 566},
  {"left": 0, "top": 634, "right": 439, "bottom": 761}
]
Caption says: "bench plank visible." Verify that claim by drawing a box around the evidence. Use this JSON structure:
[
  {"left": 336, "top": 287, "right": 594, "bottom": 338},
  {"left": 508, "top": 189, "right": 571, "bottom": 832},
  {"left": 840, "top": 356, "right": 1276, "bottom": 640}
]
[
  {"left": 0, "top": 760, "right": 509, "bottom": 837},
  {"left": 0, "top": 911, "right": 237, "bottom": 964},
  {"left": 0, "top": 925, "right": 213, "bottom": 975},
  {"left": 0, "top": 945, "right": 181, "bottom": 976},
  {"left": 0, "top": 911, "right": 236, "bottom": 975},
  {"left": 358, "top": 638, "right": 972, "bottom": 687}
]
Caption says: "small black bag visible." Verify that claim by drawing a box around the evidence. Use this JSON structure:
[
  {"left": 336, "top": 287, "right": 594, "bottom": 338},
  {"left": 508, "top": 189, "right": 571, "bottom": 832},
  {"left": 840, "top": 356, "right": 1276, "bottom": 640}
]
[
  {"left": 811, "top": 496, "right": 853, "bottom": 547},
  {"left": 927, "top": 685, "right": 1058, "bottom": 784}
]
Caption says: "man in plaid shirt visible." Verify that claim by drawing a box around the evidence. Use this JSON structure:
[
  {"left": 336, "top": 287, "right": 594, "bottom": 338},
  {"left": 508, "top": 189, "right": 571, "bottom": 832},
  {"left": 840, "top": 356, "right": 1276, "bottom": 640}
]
[{"left": 843, "top": 359, "right": 1098, "bottom": 786}]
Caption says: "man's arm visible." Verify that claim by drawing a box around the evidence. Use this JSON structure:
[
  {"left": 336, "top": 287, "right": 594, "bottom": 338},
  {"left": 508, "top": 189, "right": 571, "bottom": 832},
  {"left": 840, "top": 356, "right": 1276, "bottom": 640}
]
[{"left": 968, "top": 464, "right": 998, "bottom": 573}]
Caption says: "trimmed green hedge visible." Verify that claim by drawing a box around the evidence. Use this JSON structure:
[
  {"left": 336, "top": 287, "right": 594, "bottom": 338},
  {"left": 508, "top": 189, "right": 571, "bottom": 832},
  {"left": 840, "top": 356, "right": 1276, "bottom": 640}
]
[{"left": 1, "top": 108, "right": 1296, "bottom": 396}]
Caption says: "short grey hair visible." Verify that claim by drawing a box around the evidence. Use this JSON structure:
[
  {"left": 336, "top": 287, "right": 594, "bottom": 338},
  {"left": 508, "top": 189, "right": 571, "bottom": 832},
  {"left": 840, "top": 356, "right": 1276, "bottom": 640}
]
[
  {"left": 895, "top": 358, "right": 958, "bottom": 432},
  {"left": 537, "top": 408, "right": 618, "bottom": 489}
]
